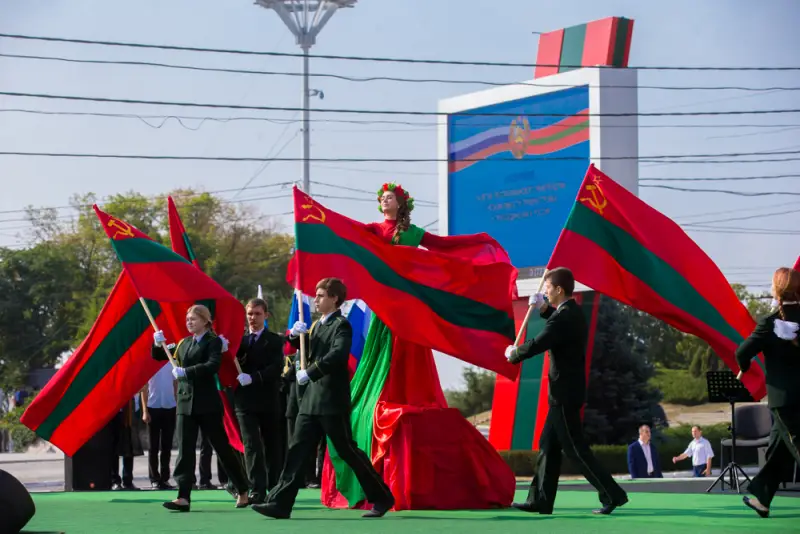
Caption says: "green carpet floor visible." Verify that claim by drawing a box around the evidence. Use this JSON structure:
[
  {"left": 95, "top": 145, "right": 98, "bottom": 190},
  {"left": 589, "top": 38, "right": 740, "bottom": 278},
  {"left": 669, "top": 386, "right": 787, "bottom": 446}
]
[{"left": 22, "top": 489, "right": 799, "bottom": 533}]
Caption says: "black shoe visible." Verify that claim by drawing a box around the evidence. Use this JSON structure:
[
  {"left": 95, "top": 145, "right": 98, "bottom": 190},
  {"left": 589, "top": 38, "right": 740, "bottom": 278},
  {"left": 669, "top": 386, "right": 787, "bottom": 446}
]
[
  {"left": 111, "top": 483, "right": 123, "bottom": 491},
  {"left": 305, "top": 481, "right": 321, "bottom": 489},
  {"left": 511, "top": 502, "right": 550, "bottom": 514},
  {"left": 251, "top": 503, "right": 290, "bottom": 519},
  {"left": 593, "top": 497, "right": 628, "bottom": 515},
  {"left": 121, "top": 483, "right": 140, "bottom": 491},
  {"left": 197, "top": 482, "right": 216, "bottom": 490},
  {"left": 163, "top": 500, "right": 190, "bottom": 512},
  {"left": 362, "top": 499, "right": 394, "bottom": 518},
  {"left": 743, "top": 496, "right": 769, "bottom": 518},
  {"left": 249, "top": 493, "right": 266, "bottom": 505},
  {"left": 158, "top": 481, "right": 175, "bottom": 490}
]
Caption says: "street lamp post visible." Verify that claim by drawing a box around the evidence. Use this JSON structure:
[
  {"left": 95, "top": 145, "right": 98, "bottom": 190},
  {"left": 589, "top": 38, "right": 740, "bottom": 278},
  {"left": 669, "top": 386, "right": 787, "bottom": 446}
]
[{"left": 255, "top": 0, "right": 358, "bottom": 194}]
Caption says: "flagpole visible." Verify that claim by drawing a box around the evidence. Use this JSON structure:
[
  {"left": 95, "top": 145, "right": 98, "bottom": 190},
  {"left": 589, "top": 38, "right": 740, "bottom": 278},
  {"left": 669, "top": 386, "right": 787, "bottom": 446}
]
[
  {"left": 292, "top": 187, "right": 308, "bottom": 371},
  {"left": 137, "top": 297, "right": 178, "bottom": 368},
  {"left": 296, "top": 289, "right": 308, "bottom": 371},
  {"left": 514, "top": 271, "right": 548, "bottom": 346}
]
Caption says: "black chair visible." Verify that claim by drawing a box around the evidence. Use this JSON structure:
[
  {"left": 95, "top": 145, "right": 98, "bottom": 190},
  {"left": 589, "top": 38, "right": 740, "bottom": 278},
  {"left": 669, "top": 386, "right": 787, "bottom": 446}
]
[{"left": 719, "top": 403, "right": 772, "bottom": 485}]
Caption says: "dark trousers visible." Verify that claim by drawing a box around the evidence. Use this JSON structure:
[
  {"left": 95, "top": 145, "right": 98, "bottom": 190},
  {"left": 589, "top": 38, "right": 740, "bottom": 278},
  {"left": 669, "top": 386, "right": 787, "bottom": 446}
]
[
  {"left": 237, "top": 411, "right": 285, "bottom": 495},
  {"left": 525, "top": 404, "right": 627, "bottom": 513},
  {"left": 111, "top": 456, "right": 133, "bottom": 486},
  {"left": 749, "top": 407, "right": 800, "bottom": 507},
  {"left": 268, "top": 414, "right": 393, "bottom": 513},
  {"left": 692, "top": 465, "right": 707, "bottom": 477},
  {"left": 198, "top": 431, "right": 228, "bottom": 485},
  {"left": 287, "top": 415, "right": 320, "bottom": 484},
  {"left": 175, "top": 413, "right": 249, "bottom": 501},
  {"left": 147, "top": 407, "right": 176, "bottom": 484}
]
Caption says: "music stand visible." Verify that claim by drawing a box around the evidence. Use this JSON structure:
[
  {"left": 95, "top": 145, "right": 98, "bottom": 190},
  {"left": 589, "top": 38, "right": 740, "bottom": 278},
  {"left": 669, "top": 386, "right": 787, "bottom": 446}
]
[{"left": 705, "top": 370, "right": 755, "bottom": 493}]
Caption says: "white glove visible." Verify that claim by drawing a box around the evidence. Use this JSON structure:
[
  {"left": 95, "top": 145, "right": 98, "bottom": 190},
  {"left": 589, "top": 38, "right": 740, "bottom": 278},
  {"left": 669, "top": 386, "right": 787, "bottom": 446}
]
[
  {"left": 153, "top": 330, "right": 166, "bottom": 345},
  {"left": 237, "top": 373, "right": 252, "bottom": 386},
  {"left": 290, "top": 321, "right": 308, "bottom": 337},
  {"left": 774, "top": 319, "right": 799, "bottom": 341},
  {"left": 296, "top": 369, "right": 310, "bottom": 385},
  {"left": 219, "top": 335, "right": 230, "bottom": 353},
  {"left": 528, "top": 293, "right": 545, "bottom": 308},
  {"left": 172, "top": 367, "right": 186, "bottom": 379},
  {"left": 505, "top": 345, "right": 517, "bottom": 361}
]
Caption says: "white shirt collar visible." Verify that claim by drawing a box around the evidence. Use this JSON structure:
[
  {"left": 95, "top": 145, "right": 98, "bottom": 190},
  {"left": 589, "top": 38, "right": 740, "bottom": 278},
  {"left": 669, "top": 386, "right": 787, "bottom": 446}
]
[
  {"left": 193, "top": 331, "right": 207, "bottom": 343},
  {"left": 250, "top": 327, "right": 265, "bottom": 338}
]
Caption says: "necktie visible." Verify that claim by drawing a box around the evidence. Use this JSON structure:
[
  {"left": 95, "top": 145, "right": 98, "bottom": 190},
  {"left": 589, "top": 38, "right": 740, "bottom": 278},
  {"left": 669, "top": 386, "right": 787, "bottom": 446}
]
[{"left": 249, "top": 333, "right": 257, "bottom": 347}]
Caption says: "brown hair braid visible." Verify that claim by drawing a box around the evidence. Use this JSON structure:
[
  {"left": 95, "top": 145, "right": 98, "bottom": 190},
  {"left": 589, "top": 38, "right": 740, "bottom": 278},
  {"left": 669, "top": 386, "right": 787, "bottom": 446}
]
[
  {"left": 392, "top": 198, "right": 411, "bottom": 244},
  {"left": 773, "top": 267, "right": 800, "bottom": 346}
]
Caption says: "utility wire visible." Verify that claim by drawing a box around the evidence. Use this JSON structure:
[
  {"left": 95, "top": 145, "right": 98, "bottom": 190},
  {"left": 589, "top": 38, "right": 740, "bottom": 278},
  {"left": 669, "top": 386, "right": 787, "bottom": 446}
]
[
  {"left": 3, "top": 52, "right": 800, "bottom": 92},
  {"left": 4, "top": 108, "right": 800, "bottom": 131},
  {"left": 3, "top": 91, "right": 800, "bottom": 118},
  {"left": 641, "top": 174, "right": 800, "bottom": 182},
  {"left": 2, "top": 33, "right": 799, "bottom": 71},
  {"left": 641, "top": 185, "right": 800, "bottom": 196},
  {"left": 2, "top": 151, "right": 800, "bottom": 164}
]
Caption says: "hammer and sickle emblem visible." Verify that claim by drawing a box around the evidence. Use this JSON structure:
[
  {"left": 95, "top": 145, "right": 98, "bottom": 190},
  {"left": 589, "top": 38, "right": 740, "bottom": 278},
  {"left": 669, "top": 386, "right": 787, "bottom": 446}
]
[
  {"left": 578, "top": 178, "right": 608, "bottom": 215},
  {"left": 107, "top": 218, "right": 135, "bottom": 239},
  {"left": 301, "top": 202, "right": 326, "bottom": 224}
]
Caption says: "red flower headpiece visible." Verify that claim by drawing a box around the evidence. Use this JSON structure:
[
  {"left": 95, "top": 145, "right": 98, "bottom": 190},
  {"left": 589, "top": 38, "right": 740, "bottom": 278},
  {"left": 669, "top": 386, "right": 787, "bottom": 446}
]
[{"left": 377, "top": 182, "right": 414, "bottom": 212}]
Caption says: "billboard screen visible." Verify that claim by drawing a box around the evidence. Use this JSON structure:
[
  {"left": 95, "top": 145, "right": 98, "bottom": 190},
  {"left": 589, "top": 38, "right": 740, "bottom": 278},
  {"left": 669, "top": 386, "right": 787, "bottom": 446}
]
[{"left": 447, "top": 85, "right": 590, "bottom": 276}]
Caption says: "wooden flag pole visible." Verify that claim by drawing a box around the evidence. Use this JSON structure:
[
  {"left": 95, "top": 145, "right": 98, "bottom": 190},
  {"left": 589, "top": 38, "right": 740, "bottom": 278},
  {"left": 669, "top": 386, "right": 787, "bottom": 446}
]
[
  {"left": 138, "top": 297, "right": 178, "bottom": 368},
  {"left": 514, "top": 271, "right": 549, "bottom": 347},
  {"left": 296, "top": 289, "right": 308, "bottom": 370}
]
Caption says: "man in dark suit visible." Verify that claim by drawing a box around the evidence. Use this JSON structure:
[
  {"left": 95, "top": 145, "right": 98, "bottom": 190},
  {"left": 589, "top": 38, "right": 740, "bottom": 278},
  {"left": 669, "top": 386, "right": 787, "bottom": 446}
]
[
  {"left": 252, "top": 278, "right": 394, "bottom": 520},
  {"left": 505, "top": 267, "right": 628, "bottom": 515},
  {"left": 233, "top": 298, "right": 287, "bottom": 504},
  {"left": 736, "top": 266, "right": 800, "bottom": 518},
  {"left": 283, "top": 351, "right": 323, "bottom": 488},
  {"left": 627, "top": 425, "right": 663, "bottom": 479}
]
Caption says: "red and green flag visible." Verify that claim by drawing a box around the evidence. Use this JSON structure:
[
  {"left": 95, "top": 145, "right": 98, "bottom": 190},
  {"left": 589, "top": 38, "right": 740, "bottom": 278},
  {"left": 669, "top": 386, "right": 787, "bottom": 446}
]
[
  {"left": 286, "top": 186, "right": 519, "bottom": 379},
  {"left": 20, "top": 272, "right": 168, "bottom": 456},
  {"left": 548, "top": 164, "right": 766, "bottom": 399},
  {"left": 93, "top": 205, "right": 245, "bottom": 388},
  {"left": 167, "top": 196, "right": 244, "bottom": 453}
]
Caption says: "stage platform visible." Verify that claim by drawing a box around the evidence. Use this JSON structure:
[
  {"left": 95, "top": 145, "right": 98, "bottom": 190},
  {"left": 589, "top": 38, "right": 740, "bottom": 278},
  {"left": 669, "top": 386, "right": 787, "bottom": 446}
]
[
  {"left": 517, "top": 476, "right": 800, "bottom": 496},
  {"left": 22, "top": 483, "right": 800, "bottom": 533}
]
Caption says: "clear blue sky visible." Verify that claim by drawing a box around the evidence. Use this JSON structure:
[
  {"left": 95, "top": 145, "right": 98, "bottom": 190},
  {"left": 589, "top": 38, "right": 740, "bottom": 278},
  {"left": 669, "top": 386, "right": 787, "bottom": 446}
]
[{"left": 1, "top": 0, "right": 798, "bottom": 389}]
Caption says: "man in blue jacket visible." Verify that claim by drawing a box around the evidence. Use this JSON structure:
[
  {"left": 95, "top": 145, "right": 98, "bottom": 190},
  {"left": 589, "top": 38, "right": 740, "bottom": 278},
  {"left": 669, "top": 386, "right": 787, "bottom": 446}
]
[{"left": 627, "top": 425, "right": 663, "bottom": 479}]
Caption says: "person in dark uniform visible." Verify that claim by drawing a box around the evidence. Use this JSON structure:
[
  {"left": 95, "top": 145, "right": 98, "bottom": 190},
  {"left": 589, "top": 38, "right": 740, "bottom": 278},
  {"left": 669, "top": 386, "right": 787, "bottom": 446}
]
[
  {"left": 152, "top": 304, "right": 250, "bottom": 512},
  {"left": 505, "top": 267, "right": 628, "bottom": 516},
  {"left": 283, "top": 351, "right": 319, "bottom": 487},
  {"left": 252, "top": 278, "right": 395, "bottom": 520},
  {"left": 109, "top": 395, "right": 144, "bottom": 491},
  {"left": 196, "top": 432, "right": 222, "bottom": 489},
  {"left": 737, "top": 266, "right": 800, "bottom": 518},
  {"left": 233, "top": 298, "right": 286, "bottom": 504}
]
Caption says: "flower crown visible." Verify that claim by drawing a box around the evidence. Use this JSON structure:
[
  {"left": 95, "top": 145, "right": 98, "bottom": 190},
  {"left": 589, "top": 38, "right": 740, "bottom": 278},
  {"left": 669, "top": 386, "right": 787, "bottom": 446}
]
[{"left": 377, "top": 182, "right": 415, "bottom": 213}]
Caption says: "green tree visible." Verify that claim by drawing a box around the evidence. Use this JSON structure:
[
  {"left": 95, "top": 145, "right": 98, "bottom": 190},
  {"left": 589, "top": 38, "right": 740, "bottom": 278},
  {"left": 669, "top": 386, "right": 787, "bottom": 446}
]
[
  {"left": 1, "top": 188, "right": 296, "bottom": 388},
  {"left": 445, "top": 366, "right": 496, "bottom": 418},
  {"left": 583, "top": 297, "right": 664, "bottom": 445}
]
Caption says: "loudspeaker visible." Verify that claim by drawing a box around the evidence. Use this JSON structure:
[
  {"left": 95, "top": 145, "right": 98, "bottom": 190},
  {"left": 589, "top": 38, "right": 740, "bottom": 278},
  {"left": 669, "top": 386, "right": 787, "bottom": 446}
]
[
  {"left": 0, "top": 469, "right": 35, "bottom": 534},
  {"left": 64, "top": 420, "right": 114, "bottom": 491}
]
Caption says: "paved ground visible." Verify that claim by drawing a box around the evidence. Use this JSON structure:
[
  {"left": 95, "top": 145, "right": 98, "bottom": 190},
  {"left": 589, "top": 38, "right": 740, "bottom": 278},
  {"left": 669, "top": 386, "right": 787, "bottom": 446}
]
[
  {"left": 0, "top": 449, "right": 224, "bottom": 492},
  {"left": 1, "top": 450, "right": 759, "bottom": 493}
]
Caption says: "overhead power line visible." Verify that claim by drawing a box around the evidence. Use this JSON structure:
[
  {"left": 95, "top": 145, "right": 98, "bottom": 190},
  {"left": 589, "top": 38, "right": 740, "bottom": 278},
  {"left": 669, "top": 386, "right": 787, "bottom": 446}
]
[
  {"left": 641, "top": 174, "right": 800, "bottom": 182},
  {"left": 2, "top": 151, "right": 800, "bottom": 164},
  {"left": 641, "top": 185, "right": 800, "bottom": 196},
  {"left": 2, "top": 33, "right": 799, "bottom": 71},
  {"left": 4, "top": 91, "right": 800, "bottom": 118},
  {"left": 6, "top": 108, "right": 800, "bottom": 131},
  {"left": 3, "top": 52, "right": 800, "bottom": 92}
]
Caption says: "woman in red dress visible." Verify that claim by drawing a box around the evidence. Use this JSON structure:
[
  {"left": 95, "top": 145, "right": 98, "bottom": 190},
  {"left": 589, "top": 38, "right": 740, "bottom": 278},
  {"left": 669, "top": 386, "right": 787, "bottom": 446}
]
[{"left": 322, "top": 182, "right": 516, "bottom": 511}]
